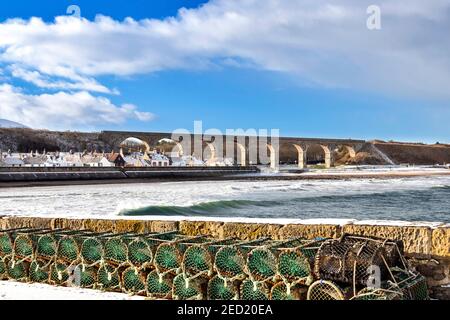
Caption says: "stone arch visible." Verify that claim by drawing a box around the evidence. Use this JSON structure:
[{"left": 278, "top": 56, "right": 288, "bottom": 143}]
[
  {"left": 293, "top": 144, "right": 305, "bottom": 169},
  {"left": 321, "top": 145, "right": 332, "bottom": 168},
  {"left": 236, "top": 143, "right": 247, "bottom": 166},
  {"left": 161, "top": 138, "right": 184, "bottom": 157},
  {"left": 203, "top": 142, "right": 217, "bottom": 165},
  {"left": 343, "top": 145, "right": 356, "bottom": 158},
  {"left": 306, "top": 144, "right": 332, "bottom": 168},
  {"left": 174, "top": 142, "right": 184, "bottom": 157},
  {"left": 142, "top": 141, "right": 151, "bottom": 153},
  {"left": 267, "top": 144, "right": 278, "bottom": 169}
]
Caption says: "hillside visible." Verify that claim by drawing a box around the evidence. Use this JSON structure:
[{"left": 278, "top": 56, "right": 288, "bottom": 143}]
[
  {"left": 1, "top": 128, "right": 450, "bottom": 165},
  {"left": 0, "top": 128, "right": 110, "bottom": 153},
  {"left": 372, "top": 141, "right": 450, "bottom": 165}
]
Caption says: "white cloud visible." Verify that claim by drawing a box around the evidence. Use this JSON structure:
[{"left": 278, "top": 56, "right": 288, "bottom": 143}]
[
  {"left": 0, "top": 0, "right": 449, "bottom": 101},
  {"left": 10, "top": 65, "right": 115, "bottom": 94},
  {"left": 0, "top": 84, "right": 154, "bottom": 130}
]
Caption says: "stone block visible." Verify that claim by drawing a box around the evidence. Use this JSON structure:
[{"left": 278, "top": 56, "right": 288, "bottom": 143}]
[
  {"left": 342, "top": 224, "right": 432, "bottom": 256},
  {"left": 432, "top": 226, "right": 450, "bottom": 258},
  {"left": 279, "top": 224, "right": 341, "bottom": 240},
  {"left": 179, "top": 221, "right": 225, "bottom": 238},
  {"left": 144, "top": 220, "right": 179, "bottom": 233},
  {"left": 114, "top": 220, "right": 145, "bottom": 234},
  {"left": 221, "top": 223, "right": 283, "bottom": 240}
]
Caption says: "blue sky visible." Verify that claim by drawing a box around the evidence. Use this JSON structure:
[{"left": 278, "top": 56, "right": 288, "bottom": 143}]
[{"left": 0, "top": 0, "right": 449, "bottom": 143}]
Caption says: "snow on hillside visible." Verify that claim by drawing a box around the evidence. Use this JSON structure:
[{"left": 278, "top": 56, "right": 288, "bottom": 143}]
[{"left": 0, "top": 119, "right": 28, "bottom": 128}]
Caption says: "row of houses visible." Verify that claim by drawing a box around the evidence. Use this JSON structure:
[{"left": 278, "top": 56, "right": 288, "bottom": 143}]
[
  {"left": 0, "top": 150, "right": 171, "bottom": 168},
  {"left": 0, "top": 137, "right": 236, "bottom": 168},
  {"left": 0, "top": 150, "right": 235, "bottom": 168}
]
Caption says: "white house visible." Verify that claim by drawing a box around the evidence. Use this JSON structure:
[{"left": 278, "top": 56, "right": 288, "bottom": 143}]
[
  {"left": 1, "top": 155, "right": 24, "bottom": 167},
  {"left": 170, "top": 155, "right": 205, "bottom": 167},
  {"left": 149, "top": 152, "right": 170, "bottom": 167}
]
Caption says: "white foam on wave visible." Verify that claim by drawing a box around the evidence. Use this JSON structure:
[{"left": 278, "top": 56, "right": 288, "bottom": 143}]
[{"left": 0, "top": 173, "right": 449, "bottom": 221}]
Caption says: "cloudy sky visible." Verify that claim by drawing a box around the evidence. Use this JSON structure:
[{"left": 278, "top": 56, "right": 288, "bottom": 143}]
[{"left": 0, "top": 0, "right": 449, "bottom": 142}]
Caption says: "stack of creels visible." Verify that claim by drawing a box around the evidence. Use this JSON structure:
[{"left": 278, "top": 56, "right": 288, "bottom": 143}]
[
  {"left": 214, "top": 238, "right": 270, "bottom": 282},
  {"left": 49, "top": 231, "right": 111, "bottom": 287},
  {"left": 0, "top": 228, "right": 36, "bottom": 281},
  {"left": 270, "top": 281, "right": 309, "bottom": 300},
  {"left": 389, "top": 268, "right": 429, "bottom": 300},
  {"left": 155, "top": 235, "right": 211, "bottom": 300},
  {"left": 211, "top": 238, "right": 271, "bottom": 300},
  {"left": 173, "top": 238, "right": 237, "bottom": 301},
  {"left": 128, "top": 231, "right": 179, "bottom": 270},
  {"left": 9, "top": 228, "right": 57, "bottom": 282},
  {"left": 30, "top": 229, "right": 89, "bottom": 284},
  {"left": 182, "top": 238, "right": 235, "bottom": 280},
  {"left": 0, "top": 228, "right": 39, "bottom": 258},
  {"left": 172, "top": 272, "right": 206, "bottom": 300},
  {"left": 0, "top": 255, "right": 6, "bottom": 280},
  {"left": 307, "top": 280, "right": 351, "bottom": 300},
  {"left": 122, "top": 265, "right": 147, "bottom": 295},
  {"left": 79, "top": 231, "right": 141, "bottom": 290},
  {"left": 120, "top": 231, "right": 179, "bottom": 296},
  {"left": 107, "top": 231, "right": 179, "bottom": 295},
  {"left": 314, "top": 234, "right": 405, "bottom": 288},
  {"left": 243, "top": 237, "right": 322, "bottom": 300},
  {"left": 98, "top": 233, "right": 136, "bottom": 293},
  {"left": 122, "top": 232, "right": 188, "bottom": 296},
  {"left": 0, "top": 228, "right": 431, "bottom": 301},
  {"left": 207, "top": 275, "right": 240, "bottom": 300},
  {"left": 97, "top": 231, "right": 178, "bottom": 294},
  {"left": 80, "top": 232, "right": 134, "bottom": 267},
  {"left": 154, "top": 235, "right": 208, "bottom": 275},
  {"left": 311, "top": 234, "right": 427, "bottom": 300},
  {"left": 55, "top": 231, "right": 110, "bottom": 266},
  {"left": 351, "top": 287, "right": 403, "bottom": 300},
  {"left": 36, "top": 230, "right": 90, "bottom": 262},
  {"left": 146, "top": 269, "right": 175, "bottom": 299},
  {"left": 276, "top": 239, "right": 324, "bottom": 285},
  {"left": 271, "top": 238, "right": 326, "bottom": 300}
]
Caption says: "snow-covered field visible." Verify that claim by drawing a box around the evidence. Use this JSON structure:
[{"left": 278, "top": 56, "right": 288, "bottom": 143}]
[{"left": 0, "top": 281, "right": 144, "bottom": 300}]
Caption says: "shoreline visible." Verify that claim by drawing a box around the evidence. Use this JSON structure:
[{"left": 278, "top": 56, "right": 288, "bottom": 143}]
[{"left": 1, "top": 169, "right": 449, "bottom": 188}]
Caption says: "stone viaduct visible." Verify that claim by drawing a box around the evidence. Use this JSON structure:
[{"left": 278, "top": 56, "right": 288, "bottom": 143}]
[{"left": 102, "top": 131, "right": 365, "bottom": 169}]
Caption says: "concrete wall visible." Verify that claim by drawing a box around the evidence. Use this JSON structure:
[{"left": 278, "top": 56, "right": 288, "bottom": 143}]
[
  {"left": 0, "top": 216, "right": 448, "bottom": 299},
  {"left": 0, "top": 166, "right": 259, "bottom": 182}
]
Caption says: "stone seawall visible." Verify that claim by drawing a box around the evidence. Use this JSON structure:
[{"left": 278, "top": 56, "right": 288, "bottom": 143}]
[
  {"left": 0, "top": 216, "right": 448, "bottom": 299},
  {"left": 0, "top": 166, "right": 259, "bottom": 183}
]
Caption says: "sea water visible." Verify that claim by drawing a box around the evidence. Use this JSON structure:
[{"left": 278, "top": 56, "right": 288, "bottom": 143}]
[{"left": 1, "top": 174, "right": 449, "bottom": 223}]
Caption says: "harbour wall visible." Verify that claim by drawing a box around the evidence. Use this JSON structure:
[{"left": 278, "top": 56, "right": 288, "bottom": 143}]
[
  {"left": 0, "top": 216, "right": 448, "bottom": 299},
  {"left": 0, "top": 166, "right": 259, "bottom": 183}
]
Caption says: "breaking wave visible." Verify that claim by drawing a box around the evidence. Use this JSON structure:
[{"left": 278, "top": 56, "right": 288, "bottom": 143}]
[
  {"left": 119, "top": 199, "right": 281, "bottom": 216},
  {"left": 119, "top": 186, "right": 450, "bottom": 222}
]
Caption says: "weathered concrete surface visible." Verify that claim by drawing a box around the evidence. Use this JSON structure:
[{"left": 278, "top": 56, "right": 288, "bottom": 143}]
[
  {"left": 278, "top": 224, "right": 341, "bottom": 240},
  {"left": 0, "top": 166, "right": 258, "bottom": 183},
  {"left": 178, "top": 221, "right": 342, "bottom": 240},
  {"left": 0, "top": 216, "right": 447, "bottom": 257},
  {"left": 342, "top": 224, "right": 434, "bottom": 257},
  {"left": 1, "top": 216, "right": 449, "bottom": 299},
  {"left": 432, "top": 226, "right": 450, "bottom": 257}
]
